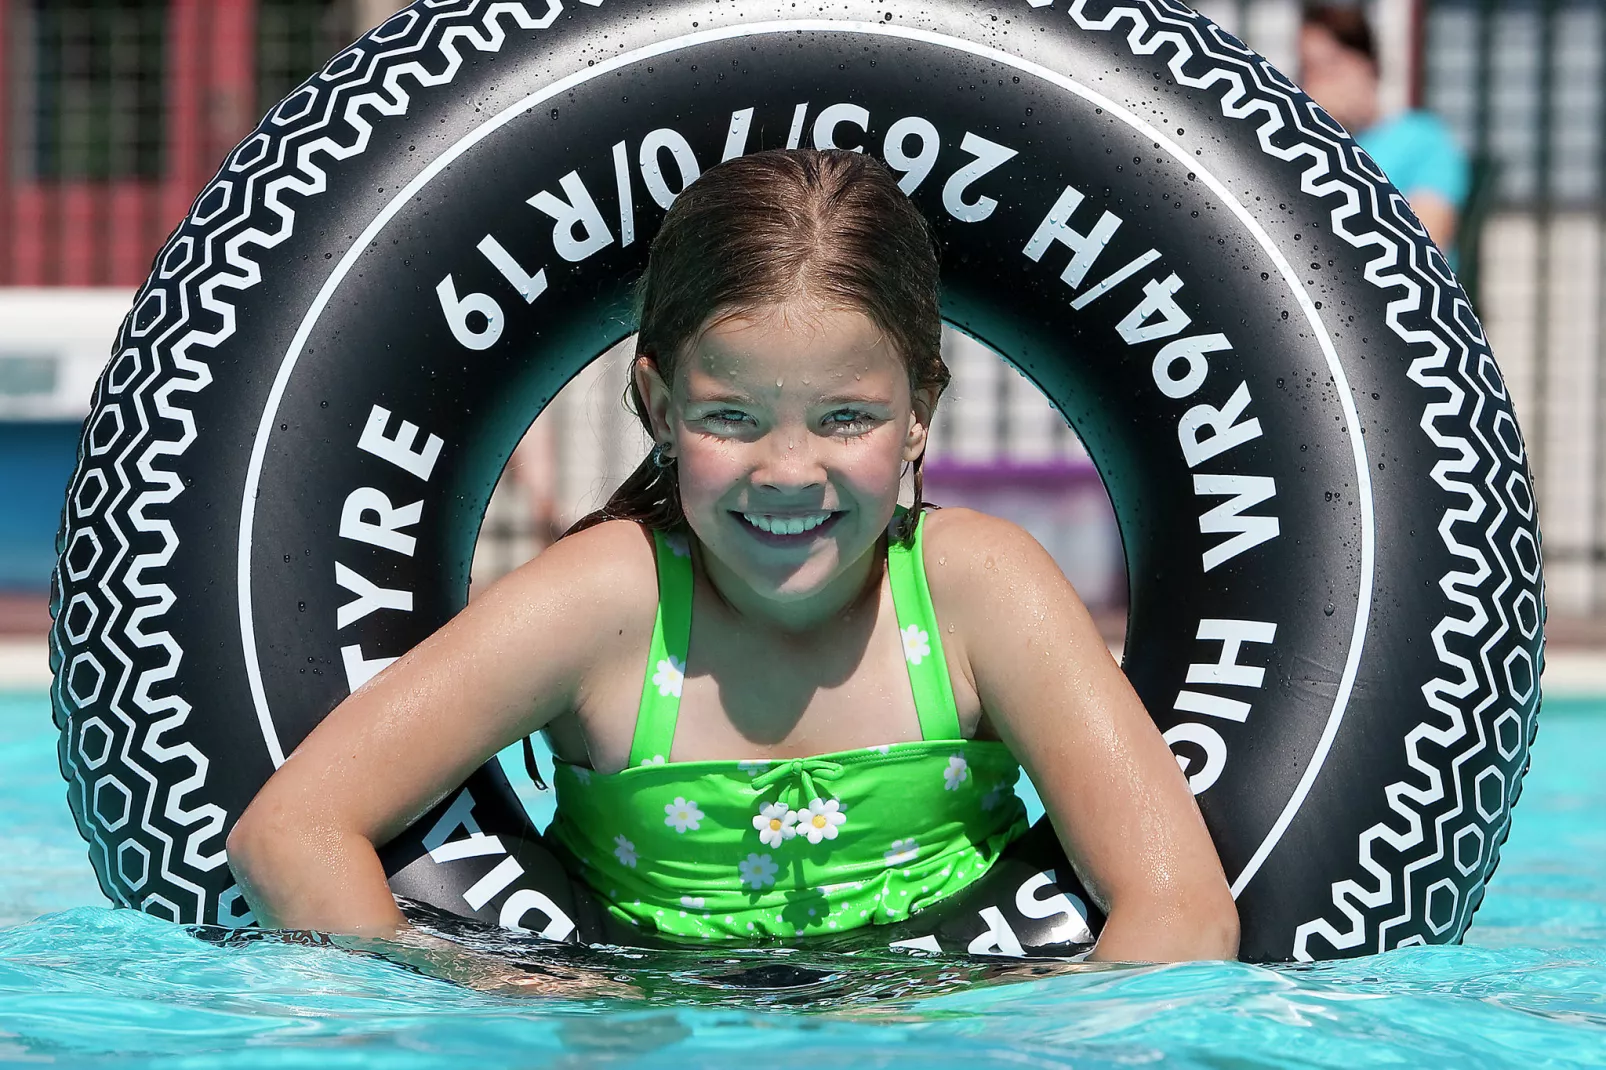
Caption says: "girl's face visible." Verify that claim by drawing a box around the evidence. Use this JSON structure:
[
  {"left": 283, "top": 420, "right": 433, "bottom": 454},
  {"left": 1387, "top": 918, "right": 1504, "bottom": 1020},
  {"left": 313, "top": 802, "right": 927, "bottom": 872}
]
[{"left": 638, "top": 301, "right": 932, "bottom": 607}]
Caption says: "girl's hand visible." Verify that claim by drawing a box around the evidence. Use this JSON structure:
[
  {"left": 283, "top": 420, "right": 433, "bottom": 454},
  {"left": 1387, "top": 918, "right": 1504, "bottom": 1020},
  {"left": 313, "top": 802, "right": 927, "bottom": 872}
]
[
  {"left": 474, "top": 969, "right": 641, "bottom": 1000},
  {"left": 335, "top": 928, "right": 642, "bottom": 999}
]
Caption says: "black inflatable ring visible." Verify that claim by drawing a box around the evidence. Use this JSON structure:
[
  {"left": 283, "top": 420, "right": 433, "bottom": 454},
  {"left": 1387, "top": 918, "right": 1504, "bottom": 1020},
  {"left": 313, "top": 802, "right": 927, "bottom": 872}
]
[{"left": 52, "top": 0, "right": 1543, "bottom": 964}]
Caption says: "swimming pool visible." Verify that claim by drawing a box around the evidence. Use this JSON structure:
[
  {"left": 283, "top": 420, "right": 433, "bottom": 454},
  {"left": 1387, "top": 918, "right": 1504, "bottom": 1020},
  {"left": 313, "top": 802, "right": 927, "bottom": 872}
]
[{"left": 2, "top": 689, "right": 1601, "bottom": 1067}]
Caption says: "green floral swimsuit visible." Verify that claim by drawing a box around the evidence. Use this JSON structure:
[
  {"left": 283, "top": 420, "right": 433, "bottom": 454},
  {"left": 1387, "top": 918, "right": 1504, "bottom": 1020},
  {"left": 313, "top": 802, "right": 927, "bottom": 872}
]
[{"left": 544, "top": 511, "right": 1030, "bottom": 942}]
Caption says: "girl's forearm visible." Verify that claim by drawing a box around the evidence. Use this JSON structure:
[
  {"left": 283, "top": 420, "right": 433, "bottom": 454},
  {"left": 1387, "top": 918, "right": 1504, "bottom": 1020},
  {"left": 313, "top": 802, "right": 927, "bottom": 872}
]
[{"left": 227, "top": 814, "right": 406, "bottom": 935}]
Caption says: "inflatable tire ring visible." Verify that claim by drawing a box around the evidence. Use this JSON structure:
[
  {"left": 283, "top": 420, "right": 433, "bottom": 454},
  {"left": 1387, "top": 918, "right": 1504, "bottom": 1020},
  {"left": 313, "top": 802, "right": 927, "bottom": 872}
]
[{"left": 51, "top": 0, "right": 1544, "bottom": 963}]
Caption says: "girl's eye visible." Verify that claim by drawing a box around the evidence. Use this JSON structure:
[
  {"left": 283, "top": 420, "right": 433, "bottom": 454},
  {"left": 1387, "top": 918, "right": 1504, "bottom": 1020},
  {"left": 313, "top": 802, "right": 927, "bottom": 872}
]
[
  {"left": 824, "top": 410, "right": 876, "bottom": 432},
  {"left": 703, "top": 410, "right": 753, "bottom": 428}
]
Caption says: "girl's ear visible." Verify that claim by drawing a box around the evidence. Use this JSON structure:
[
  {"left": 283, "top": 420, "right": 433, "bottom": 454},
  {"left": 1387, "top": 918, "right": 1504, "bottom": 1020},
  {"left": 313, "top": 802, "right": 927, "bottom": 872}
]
[
  {"left": 903, "top": 386, "right": 939, "bottom": 463},
  {"left": 634, "top": 353, "right": 675, "bottom": 443}
]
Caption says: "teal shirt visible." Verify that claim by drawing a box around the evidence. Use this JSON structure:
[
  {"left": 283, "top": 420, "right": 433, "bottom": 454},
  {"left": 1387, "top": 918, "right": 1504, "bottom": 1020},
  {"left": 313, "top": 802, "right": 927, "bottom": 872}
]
[
  {"left": 1356, "top": 109, "right": 1470, "bottom": 210},
  {"left": 1356, "top": 109, "right": 1470, "bottom": 270}
]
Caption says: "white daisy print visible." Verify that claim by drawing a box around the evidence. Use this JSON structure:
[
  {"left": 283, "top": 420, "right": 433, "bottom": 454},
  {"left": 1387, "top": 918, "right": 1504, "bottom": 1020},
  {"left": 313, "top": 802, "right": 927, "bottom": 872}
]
[
  {"left": 885, "top": 838, "right": 920, "bottom": 866},
  {"left": 737, "top": 760, "right": 770, "bottom": 777},
  {"left": 799, "top": 797, "right": 847, "bottom": 844},
  {"left": 680, "top": 895, "right": 705, "bottom": 909},
  {"left": 738, "top": 852, "right": 778, "bottom": 889},
  {"left": 663, "top": 531, "right": 691, "bottom": 558},
  {"left": 639, "top": 754, "right": 666, "bottom": 767},
  {"left": 943, "top": 754, "right": 969, "bottom": 791},
  {"left": 901, "top": 623, "right": 931, "bottom": 665},
  {"left": 664, "top": 796, "right": 704, "bottom": 833},
  {"left": 869, "top": 744, "right": 892, "bottom": 755},
  {"left": 752, "top": 801, "right": 797, "bottom": 848},
  {"left": 613, "top": 835, "right": 638, "bottom": 868},
  {"left": 652, "top": 655, "right": 684, "bottom": 698}
]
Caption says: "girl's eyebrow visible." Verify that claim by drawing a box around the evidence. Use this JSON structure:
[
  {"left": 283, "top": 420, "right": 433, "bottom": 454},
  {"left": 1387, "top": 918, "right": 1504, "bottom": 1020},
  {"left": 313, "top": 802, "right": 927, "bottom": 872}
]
[
  {"left": 686, "top": 388, "right": 755, "bottom": 405},
  {"left": 818, "top": 391, "right": 891, "bottom": 405}
]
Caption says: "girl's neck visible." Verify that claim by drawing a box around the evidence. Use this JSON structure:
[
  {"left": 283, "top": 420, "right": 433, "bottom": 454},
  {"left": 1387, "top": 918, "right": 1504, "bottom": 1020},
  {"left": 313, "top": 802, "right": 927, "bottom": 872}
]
[{"left": 693, "top": 533, "right": 887, "bottom": 636}]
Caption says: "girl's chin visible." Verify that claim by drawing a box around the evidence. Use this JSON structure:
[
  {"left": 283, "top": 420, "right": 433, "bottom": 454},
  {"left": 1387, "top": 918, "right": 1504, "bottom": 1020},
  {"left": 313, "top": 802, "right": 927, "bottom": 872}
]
[
  {"left": 710, "top": 540, "right": 858, "bottom": 604},
  {"left": 742, "top": 553, "right": 846, "bottom": 600},
  {"left": 686, "top": 509, "right": 889, "bottom": 597}
]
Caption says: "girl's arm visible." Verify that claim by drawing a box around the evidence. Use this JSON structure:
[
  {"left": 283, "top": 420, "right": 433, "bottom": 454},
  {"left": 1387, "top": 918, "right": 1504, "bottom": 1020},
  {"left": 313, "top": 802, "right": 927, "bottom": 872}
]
[
  {"left": 225, "top": 521, "right": 653, "bottom": 941},
  {"left": 927, "top": 509, "right": 1239, "bottom": 963}
]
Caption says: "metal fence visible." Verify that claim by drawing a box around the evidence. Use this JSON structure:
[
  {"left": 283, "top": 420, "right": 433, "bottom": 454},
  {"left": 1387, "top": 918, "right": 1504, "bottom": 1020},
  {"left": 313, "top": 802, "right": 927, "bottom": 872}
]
[
  {"left": 1415, "top": 0, "right": 1606, "bottom": 619},
  {"left": 1200, "top": 0, "right": 1606, "bottom": 618}
]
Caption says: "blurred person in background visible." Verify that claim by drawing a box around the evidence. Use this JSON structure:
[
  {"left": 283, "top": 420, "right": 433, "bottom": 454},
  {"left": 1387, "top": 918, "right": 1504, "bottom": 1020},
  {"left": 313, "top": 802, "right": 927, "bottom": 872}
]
[
  {"left": 1298, "top": 2, "right": 1469, "bottom": 253},
  {"left": 511, "top": 418, "right": 564, "bottom": 554}
]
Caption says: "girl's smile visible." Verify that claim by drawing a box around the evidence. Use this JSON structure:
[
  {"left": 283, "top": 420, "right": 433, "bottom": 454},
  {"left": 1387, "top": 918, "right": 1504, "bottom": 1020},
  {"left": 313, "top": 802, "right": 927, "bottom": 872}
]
[{"left": 735, "top": 508, "right": 844, "bottom": 541}]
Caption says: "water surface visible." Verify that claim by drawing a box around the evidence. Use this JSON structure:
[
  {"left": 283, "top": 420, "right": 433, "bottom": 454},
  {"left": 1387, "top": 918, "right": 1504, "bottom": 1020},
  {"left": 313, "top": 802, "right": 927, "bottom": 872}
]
[{"left": 4, "top": 690, "right": 1602, "bottom": 1067}]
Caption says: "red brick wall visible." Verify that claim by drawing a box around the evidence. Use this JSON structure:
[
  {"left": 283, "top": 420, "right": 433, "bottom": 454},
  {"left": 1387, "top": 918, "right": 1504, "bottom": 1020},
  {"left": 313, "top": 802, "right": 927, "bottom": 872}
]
[{"left": 0, "top": 0, "right": 258, "bottom": 287}]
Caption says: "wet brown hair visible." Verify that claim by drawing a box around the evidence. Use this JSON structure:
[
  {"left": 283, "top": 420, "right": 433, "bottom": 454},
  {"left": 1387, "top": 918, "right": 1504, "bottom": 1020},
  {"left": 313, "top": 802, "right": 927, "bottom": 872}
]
[
  {"left": 565, "top": 147, "right": 948, "bottom": 543},
  {"left": 1302, "top": 3, "right": 1378, "bottom": 70}
]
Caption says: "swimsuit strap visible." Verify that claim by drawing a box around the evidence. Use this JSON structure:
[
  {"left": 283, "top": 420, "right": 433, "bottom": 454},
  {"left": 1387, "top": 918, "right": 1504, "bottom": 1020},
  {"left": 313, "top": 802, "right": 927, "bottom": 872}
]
[
  {"left": 887, "top": 508, "right": 964, "bottom": 742},
  {"left": 626, "top": 529, "right": 693, "bottom": 768},
  {"left": 625, "top": 513, "right": 963, "bottom": 765}
]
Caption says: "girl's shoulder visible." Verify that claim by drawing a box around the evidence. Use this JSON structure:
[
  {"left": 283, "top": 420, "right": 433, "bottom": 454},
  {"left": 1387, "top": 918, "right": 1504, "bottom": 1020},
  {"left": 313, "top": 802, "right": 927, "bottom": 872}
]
[
  {"left": 916, "top": 508, "right": 1112, "bottom": 739},
  {"left": 919, "top": 506, "right": 1065, "bottom": 582},
  {"left": 487, "top": 518, "right": 662, "bottom": 661},
  {"left": 511, "top": 516, "right": 659, "bottom": 585},
  {"left": 542, "top": 516, "right": 661, "bottom": 568},
  {"left": 918, "top": 506, "right": 1083, "bottom": 631}
]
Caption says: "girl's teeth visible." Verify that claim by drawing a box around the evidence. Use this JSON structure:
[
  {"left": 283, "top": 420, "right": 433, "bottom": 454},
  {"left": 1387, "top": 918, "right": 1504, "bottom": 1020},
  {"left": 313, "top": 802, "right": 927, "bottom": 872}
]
[{"left": 743, "top": 513, "right": 829, "bottom": 535}]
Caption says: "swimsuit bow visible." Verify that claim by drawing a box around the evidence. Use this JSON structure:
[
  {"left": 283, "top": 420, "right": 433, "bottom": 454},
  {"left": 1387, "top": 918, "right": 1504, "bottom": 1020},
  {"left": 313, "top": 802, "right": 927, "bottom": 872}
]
[{"left": 750, "top": 756, "right": 846, "bottom": 807}]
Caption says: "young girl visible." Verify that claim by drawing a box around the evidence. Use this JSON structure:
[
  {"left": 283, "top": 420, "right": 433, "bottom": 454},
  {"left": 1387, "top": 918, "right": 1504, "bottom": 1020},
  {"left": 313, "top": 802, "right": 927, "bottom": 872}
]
[{"left": 227, "top": 148, "right": 1237, "bottom": 976}]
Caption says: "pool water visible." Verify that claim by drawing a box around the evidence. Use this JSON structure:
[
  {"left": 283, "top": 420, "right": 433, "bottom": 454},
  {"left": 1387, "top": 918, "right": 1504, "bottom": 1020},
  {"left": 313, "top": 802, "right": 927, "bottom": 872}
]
[{"left": 3, "top": 690, "right": 1603, "bottom": 1067}]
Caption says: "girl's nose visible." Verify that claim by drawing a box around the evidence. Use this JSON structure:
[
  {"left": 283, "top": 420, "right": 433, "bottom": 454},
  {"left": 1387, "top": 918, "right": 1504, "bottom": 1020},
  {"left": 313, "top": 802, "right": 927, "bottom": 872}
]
[{"left": 753, "top": 428, "right": 826, "bottom": 491}]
